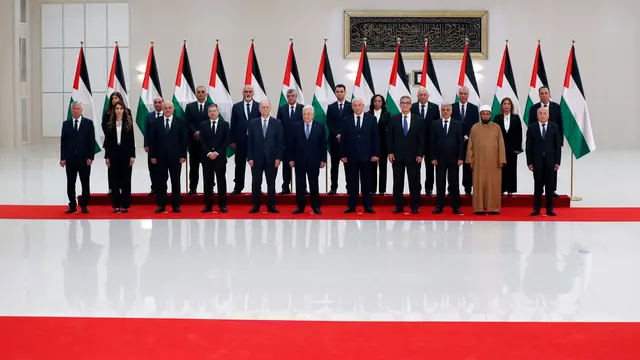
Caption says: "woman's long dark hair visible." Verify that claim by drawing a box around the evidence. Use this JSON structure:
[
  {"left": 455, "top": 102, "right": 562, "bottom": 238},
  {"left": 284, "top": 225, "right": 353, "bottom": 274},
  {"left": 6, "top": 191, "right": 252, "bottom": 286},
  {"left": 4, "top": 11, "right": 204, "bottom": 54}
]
[
  {"left": 369, "top": 94, "right": 387, "bottom": 113},
  {"left": 107, "top": 92, "right": 125, "bottom": 115},
  {"left": 108, "top": 103, "right": 133, "bottom": 132}
]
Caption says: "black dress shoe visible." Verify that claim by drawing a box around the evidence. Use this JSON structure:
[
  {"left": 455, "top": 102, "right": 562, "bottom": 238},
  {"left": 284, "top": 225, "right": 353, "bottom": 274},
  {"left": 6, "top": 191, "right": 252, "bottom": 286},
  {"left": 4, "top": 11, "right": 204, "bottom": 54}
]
[
  {"left": 410, "top": 208, "right": 419, "bottom": 214},
  {"left": 172, "top": 207, "right": 181, "bottom": 213},
  {"left": 121, "top": 208, "right": 129, "bottom": 213},
  {"left": 280, "top": 190, "right": 291, "bottom": 195},
  {"left": 188, "top": 190, "right": 197, "bottom": 195},
  {"left": 292, "top": 208, "right": 304, "bottom": 214},
  {"left": 453, "top": 208, "right": 463, "bottom": 215},
  {"left": 201, "top": 207, "right": 213, "bottom": 213},
  {"left": 425, "top": 191, "right": 432, "bottom": 196},
  {"left": 546, "top": 210, "right": 557, "bottom": 216},
  {"left": 364, "top": 207, "right": 375, "bottom": 214},
  {"left": 393, "top": 208, "right": 403, "bottom": 214},
  {"left": 149, "top": 190, "right": 156, "bottom": 196},
  {"left": 553, "top": 192, "right": 559, "bottom": 198},
  {"left": 155, "top": 207, "right": 166, "bottom": 213},
  {"left": 328, "top": 189, "right": 337, "bottom": 195},
  {"left": 489, "top": 211, "right": 500, "bottom": 215},
  {"left": 80, "top": 207, "right": 89, "bottom": 214},
  {"left": 474, "top": 211, "right": 486, "bottom": 215},
  {"left": 113, "top": 208, "right": 121, "bottom": 214},
  {"left": 344, "top": 207, "right": 355, "bottom": 214},
  {"left": 530, "top": 210, "right": 541, "bottom": 216},
  {"left": 231, "top": 190, "right": 242, "bottom": 195},
  {"left": 249, "top": 207, "right": 260, "bottom": 213},
  {"left": 267, "top": 207, "right": 279, "bottom": 214},
  {"left": 378, "top": 192, "right": 386, "bottom": 196},
  {"left": 65, "top": 207, "right": 77, "bottom": 214},
  {"left": 312, "top": 208, "right": 322, "bottom": 215},
  {"left": 432, "top": 207, "right": 443, "bottom": 214},
  {"left": 219, "top": 207, "right": 228, "bottom": 213}
]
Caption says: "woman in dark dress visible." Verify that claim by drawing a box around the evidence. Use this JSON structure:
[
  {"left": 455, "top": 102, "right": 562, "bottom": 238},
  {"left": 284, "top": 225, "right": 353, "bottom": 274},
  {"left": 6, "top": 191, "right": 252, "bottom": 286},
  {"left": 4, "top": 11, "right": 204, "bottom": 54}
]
[
  {"left": 493, "top": 97, "right": 522, "bottom": 196},
  {"left": 102, "top": 92, "right": 131, "bottom": 193},
  {"left": 367, "top": 94, "right": 391, "bottom": 195},
  {"left": 104, "top": 103, "right": 136, "bottom": 212}
]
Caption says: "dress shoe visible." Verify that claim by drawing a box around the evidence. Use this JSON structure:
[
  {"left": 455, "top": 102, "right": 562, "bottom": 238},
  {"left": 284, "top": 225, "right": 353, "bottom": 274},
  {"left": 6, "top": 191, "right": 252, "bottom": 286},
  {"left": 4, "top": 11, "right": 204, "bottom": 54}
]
[
  {"left": 201, "top": 207, "right": 212, "bottom": 213},
  {"left": 546, "top": 210, "right": 557, "bottom": 216},
  {"left": 432, "top": 207, "right": 443, "bottom": 214},
  {"left": 188, "top": 190, "right": 197, "bottom": 195},
  {"left": 530, "top": 210, "right": 541, "bottom": 216},
  {"left": 155, "top": 207, "right": 166, "bottom": 213},
  {"left": 113, "top": 208, "right": 121, "bottom": 214},
  {"left": 172, "top": 207, "right": 181, "bottom": 213},
  {"left": 453, "top": 208, "right": 463, "bottom": 215},
  {"left": 474, "top": 211, "right": 486, "bottom": 215},
  {"left": 507, "top": 193, "right": 514, "bottom": 197},
  {"left": 410, "top": 208, "right": 419, "bottom": 214},
  {"left": 425, "top": 191, "right": 432, "bottom": 196},
  {"left": 231, "top": 190, "right": 242, "bottom": 195},
  {"left": 328, "top": 189, "right": 337, "bottom": 195},
  {"left": 121, "top": 208, "right": 129, "bottom": 213},
  {"left": 378, "top": 192, "right": 386, "bottom": 196},
  {"left": 149, "top": 190, "right": 156, "bottom": 196},
  {"left": 249, "top": 207, "right": 260, "bottom": 214},
  {"left": 364, "top": 207, "right": 375, "bottom": 214},
  {"left": 393, "top": 208, "right": 404, "bottom": 214},
  {"left": 292, "top": 208, "right": 304, "bottom": 214},
  {"left": 280, "top": 190, "right": 291, "bottom": 195},
  {"left": 553, "top": 192, "right": 559, "bottom": 198},
  {"left": 312, "top": 208, "right": 322, "bottom": 215},
  {"left": 344, "top": 207, "right": 356, "bottom": 214},
  {"left": 80, "top": 207, "right": 89, "bottom": 214},
  {"left": 267, "top": 207, "right": 279, "bottom": 214},
  {"left": 65, "top": 207, "right": 77, "bottom": 214},
  {"left": 219, "top": 206, "right": 228, "bottom": 213},
  {"left": 489, "top": 211, "right": 500, "bottom": 215}
]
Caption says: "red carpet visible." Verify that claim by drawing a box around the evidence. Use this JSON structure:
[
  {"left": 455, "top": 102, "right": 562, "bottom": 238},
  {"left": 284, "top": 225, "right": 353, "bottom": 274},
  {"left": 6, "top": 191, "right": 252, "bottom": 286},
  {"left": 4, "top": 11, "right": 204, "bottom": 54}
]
[
  {"left": 82, "top": 192, "right": 572, "bottom": 207},
  {"left": 1, "top": 204, "right": 639, "bottom": 221},
  {"left": 0, "top": 316, "right": 638, "bottom": 359}
]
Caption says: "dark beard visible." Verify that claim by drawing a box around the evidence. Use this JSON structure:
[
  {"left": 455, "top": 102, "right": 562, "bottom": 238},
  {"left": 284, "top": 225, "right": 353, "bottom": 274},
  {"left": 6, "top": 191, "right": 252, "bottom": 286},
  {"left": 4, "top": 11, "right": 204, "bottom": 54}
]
[{"left": 481, "top": 119, "right": 491, "bottom": 124}]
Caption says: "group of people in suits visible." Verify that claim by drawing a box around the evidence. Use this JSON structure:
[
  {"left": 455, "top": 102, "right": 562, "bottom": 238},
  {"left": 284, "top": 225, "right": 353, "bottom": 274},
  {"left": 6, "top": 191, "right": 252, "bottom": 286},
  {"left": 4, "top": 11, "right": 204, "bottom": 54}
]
[{"left": 60, "top": 83, "right": 563, "bottom": 216}]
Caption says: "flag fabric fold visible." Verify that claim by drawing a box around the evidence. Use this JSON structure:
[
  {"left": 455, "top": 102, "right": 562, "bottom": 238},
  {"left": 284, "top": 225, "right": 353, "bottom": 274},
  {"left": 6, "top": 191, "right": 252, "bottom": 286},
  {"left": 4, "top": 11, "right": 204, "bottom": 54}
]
[
  {"left": 491, "top": 42, "right": 520, "bottom": 118},
  {"left": 560, "top": 44, "right": 595, "bottom": 159},
  {"left": 385, "top": 42, "right": 411, "bottom": 116},
  {"left": 351, "top": 43, "right": 375, "bottom": 107},
  {"left": 312, "top": 42, "right": 337, "bottom": 142},
  {"left": 66, "top": 46, "right": 100, "bottom": 153},
  {"left": 523, "top": 42, "right": 549, "bottom": 125},
  {"left": 135, "top": 43, "right": 163, "bottom": 134},
  {"left": 172, "top": 42, "right": 196, "bottom": 118},
  {"left": 245, "top": 41, "right": 268, "bottom": 102},
  {"left": 279, "top": 41, "right": 305, "bottom": 107},
  {"left": 206, "top": 42, "right": 234, "bottom": 157},
  {"left": 456, "top": 42, "right": 481, "bottom": 105},
  {"left": 420, "top": 41, "right": 443, "bottom": 105},
  {"left": 103, "top": 44, "right": 129, "bottom": 116}
]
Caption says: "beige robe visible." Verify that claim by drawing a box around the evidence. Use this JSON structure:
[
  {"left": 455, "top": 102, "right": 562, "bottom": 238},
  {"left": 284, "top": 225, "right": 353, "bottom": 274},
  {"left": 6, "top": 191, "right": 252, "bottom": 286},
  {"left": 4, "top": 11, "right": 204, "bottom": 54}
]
[{"left": 466, "top": 122, "right": 507, "bottom": 212}]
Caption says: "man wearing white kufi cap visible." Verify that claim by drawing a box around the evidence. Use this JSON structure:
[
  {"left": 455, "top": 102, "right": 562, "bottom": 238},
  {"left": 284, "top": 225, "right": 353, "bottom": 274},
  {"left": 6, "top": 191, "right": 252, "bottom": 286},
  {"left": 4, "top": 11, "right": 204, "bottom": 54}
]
[{"left": 466, "top": 105, "right": 506, "bottom": 214}]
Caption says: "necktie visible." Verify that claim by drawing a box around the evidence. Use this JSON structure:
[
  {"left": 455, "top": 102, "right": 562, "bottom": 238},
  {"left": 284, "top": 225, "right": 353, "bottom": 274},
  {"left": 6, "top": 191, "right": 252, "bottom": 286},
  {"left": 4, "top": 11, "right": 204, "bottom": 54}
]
[
  {"left": 443, "top": 120, "right": 449, "bottom": 134},
  {"left": 356, "top": 116, "right": 361, "bottom": 129},
  {"left": 543, "top": 104, "right": 547, "bottom": 108},
  {"left": 290, "top": 106, "right": 295, "bottom": 120},
  {"left": 262, "top": 119, "right": 268, "bottom": 137},
  {"left": 74, "top": 119, "right": 78, "bottom": 131},
  {"left": 339, "top": 103, "right": 343, "bottom": 117},
  {"left": 199, "top": 104, "right": 203, "bottom": 113},
  {"left": 542, "top": 123, "right": 547, "bottom": 139},
  {"left": 246, "top": 103, "right": 251, "bottom": 120},
  {"left": 420, "top": 104, "right": 425, "bottom": 119},
  {"left": 165, "top": 119, "right": 170, "bottom": 133},
  {"left": 156, "top": 112, "right": 160, "bottom": 118},
  {"left": 211, "top": 121, "right": 216, "bottom": 135},
  {"left": 461, "top": 104, "right": 466, "bottom": 120},
  {"left": 403, "top": 115, "right": 408, "bottom": 135},
  {"left": 305, "top": 123, "right": 310, "bottom": 139}
]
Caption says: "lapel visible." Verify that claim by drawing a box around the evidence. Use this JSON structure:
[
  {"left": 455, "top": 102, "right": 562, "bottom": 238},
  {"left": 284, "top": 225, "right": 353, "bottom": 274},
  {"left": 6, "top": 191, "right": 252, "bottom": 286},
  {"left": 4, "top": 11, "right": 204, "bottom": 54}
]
[
  {"left": 265, "top": 117, "right": 275, "bottom": 138},
  {"left": 440, "top": 119, "right": 450, "bottom": 136}
]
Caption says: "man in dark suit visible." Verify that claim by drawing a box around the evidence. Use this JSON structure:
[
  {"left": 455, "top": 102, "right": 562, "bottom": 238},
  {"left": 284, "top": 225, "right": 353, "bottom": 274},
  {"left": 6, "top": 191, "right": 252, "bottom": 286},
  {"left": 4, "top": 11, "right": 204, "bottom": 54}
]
[
  {"left": 144, "top": 96, "right": 164, "bottom": 195},
  {"left": 388, "top": 96, "right": 425, "bottom": 214},
  {"left": 230, "top": 85, "right": 260, "bottom": 194},
  {"left": 528, "top": 86, "right": 564, "bottom": 197},
  {"left": 247, "top": 100, "right": 284, "bottom": 213},
  {"left": 341, "top": 98, "right": 380, "bottom": 213},
  {"left": 277, "top": 88, "right": 304, "bottom": 194},
  {"left": 148, "top": 101, "right": 188, "bottom": 213},
  {"left": 60, "top": 101, "right": 96, "bottom": 214},
  {"left": 451, "top": 86, "right": 479, "bottom": 196},
  {"left": 289, "top": 105, "right": 327, "bottom": 214},
  {"left": 526, "top": 107, "right": 562, "bottom": 216},
  {"left": 411, "top": 87, "right": 440, "bottom": 196},
  {"left": 326, "top": 84, "right": 353, "bottom": 194},
  {"left": 184, "top": 86, "right": 212, "bottom": 195},
  {"left": 199, "top": 104, "right": 230, "bottom": 213},
  {"left": 430, "top": 103, "right": 464, "bottom": 215}
]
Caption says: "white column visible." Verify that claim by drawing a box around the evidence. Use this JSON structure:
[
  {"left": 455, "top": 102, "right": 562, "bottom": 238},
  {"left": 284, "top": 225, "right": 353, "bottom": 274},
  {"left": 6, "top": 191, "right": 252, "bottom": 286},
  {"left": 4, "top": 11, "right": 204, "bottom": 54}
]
[{"left": 0, "top": 0, "right": 17, "bottom": 149}]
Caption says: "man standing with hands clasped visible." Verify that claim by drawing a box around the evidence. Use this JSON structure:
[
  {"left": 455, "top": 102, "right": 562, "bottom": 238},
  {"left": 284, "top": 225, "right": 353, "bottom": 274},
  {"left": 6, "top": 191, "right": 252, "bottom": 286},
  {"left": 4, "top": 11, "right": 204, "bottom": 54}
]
[{"left": 199, "top": 104, "right": 230, "bottom": 213}]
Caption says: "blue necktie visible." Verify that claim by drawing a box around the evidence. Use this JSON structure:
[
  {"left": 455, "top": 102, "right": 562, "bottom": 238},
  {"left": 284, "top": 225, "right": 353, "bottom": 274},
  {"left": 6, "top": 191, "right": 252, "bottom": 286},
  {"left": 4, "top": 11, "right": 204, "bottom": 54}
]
[
  {"left": 290, "top": 106, "right": 295, "bottom": 120},
  {"left": 461, "top": 104, "right": 466, "bottom": 120},
  {"left": 305, "top": 123, "right": 310, "bottom": 139},
  {"left": 420, "top": 104, "right": 425, "bottom": 118},
  {"left": 403, "top": 116, "right": 408, "bottom": 135}
]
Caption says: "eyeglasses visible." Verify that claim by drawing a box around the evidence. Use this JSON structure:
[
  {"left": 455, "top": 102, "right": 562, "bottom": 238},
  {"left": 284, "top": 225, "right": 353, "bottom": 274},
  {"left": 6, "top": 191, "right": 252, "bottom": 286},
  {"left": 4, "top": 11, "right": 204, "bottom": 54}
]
[{"left": 400, "top": 102, "right": 411, "bottom": 105}]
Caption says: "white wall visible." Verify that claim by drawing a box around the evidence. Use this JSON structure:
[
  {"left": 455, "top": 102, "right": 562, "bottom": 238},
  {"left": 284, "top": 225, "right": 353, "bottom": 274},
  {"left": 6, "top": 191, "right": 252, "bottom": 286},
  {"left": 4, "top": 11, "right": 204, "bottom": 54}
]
[{"left": 31, "top": 0, "right": 640, "bottom": 149}]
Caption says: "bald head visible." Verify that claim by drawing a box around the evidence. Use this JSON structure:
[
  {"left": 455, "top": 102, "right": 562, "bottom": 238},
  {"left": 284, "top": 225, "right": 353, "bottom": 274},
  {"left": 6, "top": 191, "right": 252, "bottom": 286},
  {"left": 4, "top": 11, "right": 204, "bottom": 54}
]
[
  {"left": 537, "top": 106, "right": 549, "bottom": 123},
  {"left": 153, "top": 96, "right": 164, "bottom": 112},
  {"left": 458, "top": 86, "right": 469, "bottom": 104},
  {"left": 352, "top": 98, "right": 365, "bottom": 115},
  {"left": 162, "top": 101, "right": 174, "bottom": 117},
  {"left": 242, "top": 85, "right": 254, "bottom": 102}
]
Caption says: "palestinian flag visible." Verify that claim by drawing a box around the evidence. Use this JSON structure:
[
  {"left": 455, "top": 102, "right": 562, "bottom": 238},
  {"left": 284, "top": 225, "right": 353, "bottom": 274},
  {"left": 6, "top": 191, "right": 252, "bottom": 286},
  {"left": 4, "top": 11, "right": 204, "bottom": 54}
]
[
  {"left": 455, "top": 41, "right": 481, "bottom": 106},
  {"left": 385, "top": 42, "right": 411, "bottom": 116},
  {"left": 206, "top": 40, "right": 234, "bottom": 157},
  {"left": 135, "top": 43, "right": 163, "bottom": 133},
  {"left": 103, "top": 43, "right": 129, "bottom": 116},
  {"left": 279, "top": 40, "right": 305, "bottom": 107},
  {"left": 523, "top": 41, "right": 549, "bottom": 125},
  {"left": 491, "top": 41, "right": 520, "bottom": 118},
  {"left": 312, "top": 41, "right": 337, "bottom": 142},
  {"left": 351, "top": 42, "right": 375, "bottom": 107},
  {"left": 172, "top": 41, "right": 196, "bottom": 118},
  {"left": 420, "top": 41, "right": 443, "bottom": 105},
  {"left": 560, "top": 43, "right": 595, "bottom": 159},
  {"left": 245, "top": 40, "right": 268, "bottom": 102},
  {"left": 66, "top": 45, "right": 100, "bottom": 153}
]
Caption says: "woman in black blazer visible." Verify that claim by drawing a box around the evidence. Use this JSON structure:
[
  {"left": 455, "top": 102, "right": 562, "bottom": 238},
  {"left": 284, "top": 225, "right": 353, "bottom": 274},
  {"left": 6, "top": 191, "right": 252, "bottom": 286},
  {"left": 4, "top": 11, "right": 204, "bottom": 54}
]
[
  {"left": 104, "top": 103, "right": 136, "bottom": 212},
  {"left": 368, "top": 94, "right": 391, "bottom": 195},
  {"left": 493, "top": 97, "right": 522, "bottom": 195}
]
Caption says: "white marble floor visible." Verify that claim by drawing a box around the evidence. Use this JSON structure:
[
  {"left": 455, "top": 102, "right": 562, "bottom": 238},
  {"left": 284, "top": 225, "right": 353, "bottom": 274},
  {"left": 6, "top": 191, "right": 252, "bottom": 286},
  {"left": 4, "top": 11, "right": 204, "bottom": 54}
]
[
  {"left": 1, "top": 219, "right": 639, "bottom": 322},
  {"left": 0, "top": 141, "right": 638, "bottom": 207}
]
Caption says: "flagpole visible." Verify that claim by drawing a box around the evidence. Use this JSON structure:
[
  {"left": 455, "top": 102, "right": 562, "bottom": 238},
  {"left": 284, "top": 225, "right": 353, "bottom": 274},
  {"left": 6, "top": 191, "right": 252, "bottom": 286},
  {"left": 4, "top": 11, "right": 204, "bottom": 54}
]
[
  {"left": 289, "top": 37, "right": 296, "bottom": 195},
  {"left": 183, "top": 38, "right": 190, "bottom": 193},
  {"left": 568, "top": 39, "right": 582, "bottom": 202},
  {"left": 324, "top": 37, "right": 329, "bottom": 194}
]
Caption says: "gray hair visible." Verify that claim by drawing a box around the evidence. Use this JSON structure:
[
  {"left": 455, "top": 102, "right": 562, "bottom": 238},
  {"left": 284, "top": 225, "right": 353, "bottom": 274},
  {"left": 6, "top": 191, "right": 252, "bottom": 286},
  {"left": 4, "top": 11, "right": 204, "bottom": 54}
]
[
  {"left": 153, "top": 96, "right": 163, "bottom": 102},
  {"left": 71, "top": 101, "right": 83, "bottom": 107},
  {"left": 302, "top": 104, "right": 314, "bottom": 113},
  {"left": 259, "top": 100, "right": 271, "bottom": 107},
  {"left": 208, "top": 104, "right": 218, "bottom": 110},
  {"left": 441, "top": 102, "right": 452, "bottom": 109},
  {"left": 417, "top": 86, "right": 428, "bottom": 94},
  {"left": 352, "top": 97, "right": 364, "bottom": 105},
  {"left": 458, "top": 86, "right": 469, "bottom": 93},
  {"left": 286, "top": 88, "right": 297, "bottom": 95},
  {"left": 399, "top": 95, "right": 412, "bottom": 103}
]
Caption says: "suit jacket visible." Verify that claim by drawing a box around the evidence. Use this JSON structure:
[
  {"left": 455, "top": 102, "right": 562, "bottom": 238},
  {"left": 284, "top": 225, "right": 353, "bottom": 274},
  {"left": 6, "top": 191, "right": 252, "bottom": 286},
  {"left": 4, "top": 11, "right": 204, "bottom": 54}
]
[
  {"left": 326, "top": 101, "right": 353, "bottom": 140},
  {"left": 289, "top": 121, "right": 327, "bottom": 166},
  {"left": 247, "top": 117, "right": 284, "bottom": 168},
  {"left": 411, "top": 101, "right": 440, "bottom": 122},
  {"left": 529, "top": 102, "right": 564, "bottom": 145},
  {"left": 102, "top": 108, "right": 132, "bottom": 139},
  {"left": 429, "top": 119, "right": 464, "bottom": 163},
  {"left": 184, "top": 101, "right": 212, "bottom": 135},
  {"left": 104, "top": 122, "right": 136, "bottom": 160},
  {"left": 525, "top": 121, "right": 562, "bottom": 168},
  {"left": 340, "top": 113, "right": 380, "bottom": 162},
  {"left": 230, "top": 100, "right": 260, "bottom": 145},
  {"left": 451, "top": 102, "right": 479, "bottom": 137},
  {"left": 144, "top": 111, "right": 162, "bottom": 148},
  {"left": 387, "top": 113, "right": 426, "bottom": 161},
  {"left": 277, "top": 103, "right": 305, "bottom": 160},
  {"left": 366, "top": 110, "right": 391, "bottom": 155},
  {"left": 148, "top": 116, "right": 188, "bottom": 163},
  {"left": 494, "top": 113, "right": 523, "bottom": 153},
  {"left": 198, "top": 118, "right": 231, "bottom": 163},
  {"left": 60, "top": 117, "right": 96, "bottom": 162}
]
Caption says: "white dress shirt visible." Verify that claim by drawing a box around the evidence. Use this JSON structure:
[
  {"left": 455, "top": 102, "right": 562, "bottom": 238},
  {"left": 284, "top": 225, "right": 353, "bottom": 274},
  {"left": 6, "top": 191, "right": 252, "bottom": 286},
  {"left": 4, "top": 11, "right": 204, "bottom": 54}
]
[
  {"left": 373, "top": 109, "right": 381, "bottom": 122},
  {"left": 116, "top": 120, "right": 122, "bottom": 145},
  {"left": 73, "top": 116, "right": 82, "bottom": 130},
  {"left": 244, "top": 101, "right": 254, "bottom": 119},
  {"left": 165, "top": 115, "right": 173, "bottom": 129},
  {"left": 503, "top": 114, "right": 511, "bottom": 132},
  {"left": 154, "top": 111, "right": 163, "bottom": 118},
  {"left": 207, "top": 119, "right": 219, "bottom": 157},
  {"left": 353, "top": 113, "right": 364, "bottom": 127},
  {"left": 539, "top": 121, "right": 548, "bottom": 137},
  {"left": 442, "top": 118, "right": 451, "bottom": 134},
  {"left": 400, "top": 112, "right": 412, "bottom": 131},
  {"left": 197, "top": 101, "right": 207, "bottom": 112}
]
